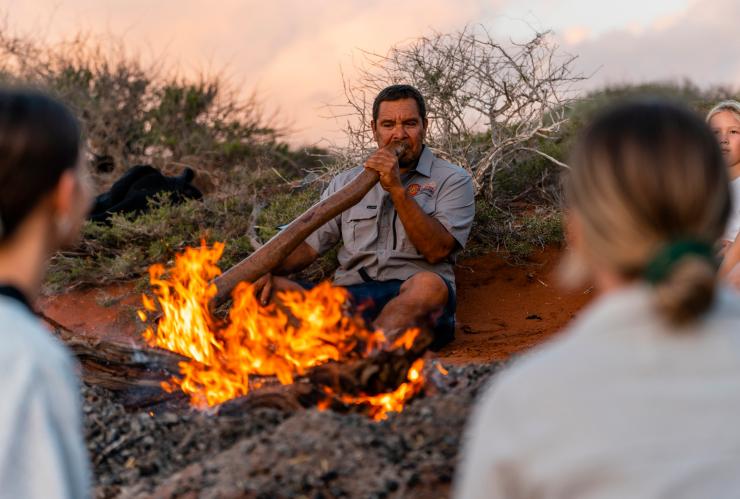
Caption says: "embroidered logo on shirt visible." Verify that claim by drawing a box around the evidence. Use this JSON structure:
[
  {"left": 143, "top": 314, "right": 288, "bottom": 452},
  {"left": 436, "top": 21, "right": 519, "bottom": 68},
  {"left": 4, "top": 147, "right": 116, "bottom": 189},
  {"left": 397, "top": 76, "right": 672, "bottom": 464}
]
[{"left": 407, "top": 183, "right": 436, "bottom": 197}]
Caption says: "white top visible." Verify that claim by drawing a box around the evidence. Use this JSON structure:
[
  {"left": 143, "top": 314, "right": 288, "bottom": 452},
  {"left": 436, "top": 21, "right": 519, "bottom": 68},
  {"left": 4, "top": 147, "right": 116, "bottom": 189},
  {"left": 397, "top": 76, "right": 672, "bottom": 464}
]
[
  {"left": 455, "top": 285, "right": 740, "bottom": 499},
  {"left": 724, "top": 177, "right": 740, "bottom": 241},
  {"left": 0, "top": 296, "right": 90, "bottom": 499}
]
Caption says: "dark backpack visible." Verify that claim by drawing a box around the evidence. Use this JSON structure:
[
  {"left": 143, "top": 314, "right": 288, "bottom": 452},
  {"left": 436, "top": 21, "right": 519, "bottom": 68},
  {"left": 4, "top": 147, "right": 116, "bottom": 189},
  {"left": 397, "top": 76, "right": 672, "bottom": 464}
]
[{"left": 89, "top": 165, "right": 202, "bottom": 224}]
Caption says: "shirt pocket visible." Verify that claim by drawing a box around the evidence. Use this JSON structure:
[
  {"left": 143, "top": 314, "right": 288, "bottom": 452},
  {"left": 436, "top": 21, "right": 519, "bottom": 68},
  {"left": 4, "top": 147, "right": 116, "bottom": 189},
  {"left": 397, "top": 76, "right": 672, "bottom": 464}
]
[{"left": 343, "top": 205, "right": 377, "bottom": 252}]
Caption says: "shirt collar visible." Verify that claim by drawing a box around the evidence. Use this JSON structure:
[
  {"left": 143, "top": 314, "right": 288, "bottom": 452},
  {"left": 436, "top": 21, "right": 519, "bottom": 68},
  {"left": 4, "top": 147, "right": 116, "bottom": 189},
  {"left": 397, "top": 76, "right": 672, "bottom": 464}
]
[
  {"left": 411, "top": 145, "right": 433, "bottom": 178},
  {"left": 0, "top": 285, "right": 33, "bottom": 313}
]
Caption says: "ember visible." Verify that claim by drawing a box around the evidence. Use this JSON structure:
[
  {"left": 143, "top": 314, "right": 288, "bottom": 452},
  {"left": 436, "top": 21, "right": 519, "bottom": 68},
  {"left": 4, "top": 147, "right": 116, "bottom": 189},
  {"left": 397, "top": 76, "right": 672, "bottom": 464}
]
[
  {"left": 321, "top": 358, "right": 426, "bottom": 421},
  {"left": 138, "top": 242, "right": 425, "bottom": 417}
]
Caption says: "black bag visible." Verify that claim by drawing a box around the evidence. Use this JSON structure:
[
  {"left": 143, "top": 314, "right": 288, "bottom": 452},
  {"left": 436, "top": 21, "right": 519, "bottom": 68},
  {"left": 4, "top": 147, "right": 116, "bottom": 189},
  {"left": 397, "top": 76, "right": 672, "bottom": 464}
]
[{"left": 89, "top": 165, "right": 202, "bottom": 223}]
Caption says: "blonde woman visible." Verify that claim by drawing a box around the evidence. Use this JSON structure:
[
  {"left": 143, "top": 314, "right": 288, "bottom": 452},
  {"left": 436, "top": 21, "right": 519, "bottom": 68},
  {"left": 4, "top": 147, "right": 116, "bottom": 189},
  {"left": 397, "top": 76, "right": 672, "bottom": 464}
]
[
  {"left": 455, "top": 100, "right": 740, "bottom": 498},
  {"left": 0, "top": 90, "right": 92, "bottom": 498},
  {"left": 707, "top": 100, "right": 740, "bottom": 284}
]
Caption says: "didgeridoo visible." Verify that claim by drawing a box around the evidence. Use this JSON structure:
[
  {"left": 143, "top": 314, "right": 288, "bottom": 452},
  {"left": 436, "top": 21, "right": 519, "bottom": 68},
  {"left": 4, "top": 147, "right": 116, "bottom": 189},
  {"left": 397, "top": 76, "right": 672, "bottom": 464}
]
[{"left": 211, "top": 143, "right": 406, "bottom": 304}]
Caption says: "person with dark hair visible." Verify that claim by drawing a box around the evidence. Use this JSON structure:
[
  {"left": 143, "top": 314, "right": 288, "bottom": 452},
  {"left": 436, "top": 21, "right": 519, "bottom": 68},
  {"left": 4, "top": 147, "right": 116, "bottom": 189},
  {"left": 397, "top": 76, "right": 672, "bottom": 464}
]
[
  {"left": 253, "top": 84, "right": 475, "bottom": 348},
  {"left": 0, "top": 89, "right": 91, "bottom": 497},
  {"left": 455, "top": 99, "right": 740, "bottom": 498}
]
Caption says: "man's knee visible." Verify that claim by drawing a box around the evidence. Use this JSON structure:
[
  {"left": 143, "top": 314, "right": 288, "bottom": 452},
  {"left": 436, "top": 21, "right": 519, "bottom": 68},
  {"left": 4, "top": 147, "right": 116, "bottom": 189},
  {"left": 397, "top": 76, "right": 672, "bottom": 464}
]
[{"left": 399, "top": 272, "right": 449, "bottom": 310}]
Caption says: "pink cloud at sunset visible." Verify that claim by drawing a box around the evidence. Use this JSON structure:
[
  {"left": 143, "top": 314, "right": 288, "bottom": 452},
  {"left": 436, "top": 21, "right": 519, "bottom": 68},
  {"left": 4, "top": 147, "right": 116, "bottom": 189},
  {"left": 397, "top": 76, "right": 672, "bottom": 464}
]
[
  {"left": 559, "top": 0, "right": 739, "bottom": 90},
  {"left": 3, "top": 0, "right": 736, "bottom": 145}
]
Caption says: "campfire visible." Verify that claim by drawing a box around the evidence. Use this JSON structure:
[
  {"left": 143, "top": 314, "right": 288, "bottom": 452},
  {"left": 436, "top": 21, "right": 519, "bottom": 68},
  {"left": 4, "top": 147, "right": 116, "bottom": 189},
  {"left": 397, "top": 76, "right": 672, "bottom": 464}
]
[{"left": 137, "top": 241, "right": 430, "bottom": 420}]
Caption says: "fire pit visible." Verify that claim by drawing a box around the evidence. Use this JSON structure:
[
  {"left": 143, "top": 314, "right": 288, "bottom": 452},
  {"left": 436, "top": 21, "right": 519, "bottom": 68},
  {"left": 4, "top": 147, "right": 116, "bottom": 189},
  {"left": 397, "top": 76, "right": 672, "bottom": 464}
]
[
  {"left": 52, "top": 242, "right": 498, "bottom": 497},
  {"left": 83, "top": 363, "right": 500, "bottom": 498},
  {"left": 135, "top": 241, "right": 433, "bottom": 420}
]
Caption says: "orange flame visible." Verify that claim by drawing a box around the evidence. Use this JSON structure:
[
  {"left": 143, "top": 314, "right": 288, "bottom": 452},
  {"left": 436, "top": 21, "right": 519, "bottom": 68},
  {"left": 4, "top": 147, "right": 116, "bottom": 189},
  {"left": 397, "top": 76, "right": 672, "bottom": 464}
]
[
  {"left": 321, "top": 358, "right": 426, "bottom": 421},
  {"left": 139, "top": 242, "right": 425, "bottom": 415}
]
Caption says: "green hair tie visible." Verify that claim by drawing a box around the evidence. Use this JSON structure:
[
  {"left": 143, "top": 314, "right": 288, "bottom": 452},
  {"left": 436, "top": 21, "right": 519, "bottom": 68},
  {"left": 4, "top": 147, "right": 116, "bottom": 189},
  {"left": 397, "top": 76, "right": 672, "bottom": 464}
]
[{"left": 643, "top": 239, "right": 717, "bottom": 285}]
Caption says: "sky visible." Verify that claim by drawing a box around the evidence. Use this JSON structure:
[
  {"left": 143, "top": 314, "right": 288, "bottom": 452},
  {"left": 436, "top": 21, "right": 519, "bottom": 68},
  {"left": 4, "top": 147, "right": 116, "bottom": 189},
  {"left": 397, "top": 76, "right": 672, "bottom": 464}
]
[{"left": 3, "top": 0, "right": 737, "bottom": 145}]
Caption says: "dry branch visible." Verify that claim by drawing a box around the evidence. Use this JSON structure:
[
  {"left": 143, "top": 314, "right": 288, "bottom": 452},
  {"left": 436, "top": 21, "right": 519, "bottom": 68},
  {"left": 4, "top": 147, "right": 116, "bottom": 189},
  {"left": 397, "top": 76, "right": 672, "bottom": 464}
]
[
  {"left": 44, "top": 313, "right": 188, "bottom": 409},
  {"left": 330, "top": 25, "right": 585, "bottom": 196}
]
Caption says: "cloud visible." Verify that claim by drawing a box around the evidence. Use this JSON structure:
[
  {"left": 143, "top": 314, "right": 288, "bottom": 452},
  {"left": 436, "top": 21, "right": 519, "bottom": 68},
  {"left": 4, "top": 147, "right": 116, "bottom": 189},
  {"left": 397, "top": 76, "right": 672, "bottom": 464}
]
[
  {"left": 5, "top": 0, "right": 491, "bottom": 144},
  {"left": 7, "top": 0, "right": 733, "bottom": 144},
  {"left": 560, "top": 0, "right": 739, "bottom": 90},
  {"left": 563, "top": 26, "right": 590, "bottom": 45},
  {"left": 251, "top": 0, "right": 489, "bottom": 142}
]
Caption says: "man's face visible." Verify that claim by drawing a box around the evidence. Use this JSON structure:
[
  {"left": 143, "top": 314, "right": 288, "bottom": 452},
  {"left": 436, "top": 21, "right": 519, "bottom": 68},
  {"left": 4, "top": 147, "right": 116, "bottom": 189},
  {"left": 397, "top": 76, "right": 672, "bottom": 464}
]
[{"left": 372, "top": 98, "right": 427, "bottom": 169}]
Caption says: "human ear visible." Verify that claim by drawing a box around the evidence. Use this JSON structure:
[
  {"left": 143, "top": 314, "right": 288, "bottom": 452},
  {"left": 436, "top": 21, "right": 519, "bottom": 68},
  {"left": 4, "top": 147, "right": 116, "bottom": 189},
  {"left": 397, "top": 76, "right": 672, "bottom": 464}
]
[
  {"left": 50, "top": 169, "right": 87, "bottom": 247},
  {"left": 564, "top": 210, "right": 584, "bottom": 253},
  {"left": 558, "top": 209, "right": 592, "bottom": 289},
  {"left": 51, "top": 170, "right": 76, "bottom": 223}
]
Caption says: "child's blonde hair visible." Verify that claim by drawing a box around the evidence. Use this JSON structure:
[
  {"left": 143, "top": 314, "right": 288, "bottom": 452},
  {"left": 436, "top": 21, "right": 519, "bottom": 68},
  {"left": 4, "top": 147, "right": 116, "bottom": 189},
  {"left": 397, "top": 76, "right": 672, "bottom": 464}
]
[
  {"left": 706, "top": 100, "right": 740, "bottom": 122},
  {"left": 565, "top": 99, "right": 730, "bottom": 325}
]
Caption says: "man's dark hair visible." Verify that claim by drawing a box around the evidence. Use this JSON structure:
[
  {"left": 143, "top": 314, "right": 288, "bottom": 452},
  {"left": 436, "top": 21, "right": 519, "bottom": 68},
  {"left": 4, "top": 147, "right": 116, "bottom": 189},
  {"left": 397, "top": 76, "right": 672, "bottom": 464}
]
[
  {"left": 372, "top": 84, "right": 427, "bottom": 122},
  {"left": 0, "top": 89, "right": 81, "bottom": 241}
]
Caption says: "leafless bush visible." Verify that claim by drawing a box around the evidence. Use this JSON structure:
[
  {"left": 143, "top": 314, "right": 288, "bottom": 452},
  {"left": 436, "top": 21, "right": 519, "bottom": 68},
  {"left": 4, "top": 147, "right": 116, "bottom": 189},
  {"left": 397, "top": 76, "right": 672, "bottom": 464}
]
[
  {"left": 0, "top": 25, "right": 282, "bottom": 185},
  {"left": 331, "top": 25, "right": 585, "bottom": 197}
]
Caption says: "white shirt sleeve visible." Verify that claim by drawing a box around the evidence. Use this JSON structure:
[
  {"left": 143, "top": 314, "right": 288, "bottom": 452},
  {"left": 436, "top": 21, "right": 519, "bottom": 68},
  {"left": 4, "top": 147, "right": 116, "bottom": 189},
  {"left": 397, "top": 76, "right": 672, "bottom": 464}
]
[{"left": 0, "top": 348, "right": 90, "bottom": 499}]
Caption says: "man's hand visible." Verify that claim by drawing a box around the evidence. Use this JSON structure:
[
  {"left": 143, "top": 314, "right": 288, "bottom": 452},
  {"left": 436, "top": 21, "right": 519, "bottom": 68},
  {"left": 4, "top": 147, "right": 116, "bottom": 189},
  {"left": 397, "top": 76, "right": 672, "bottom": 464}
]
[
  {"left": 364, "top": 144, "right": 404, "bottom": 194},
  {"left": 252, "top": 273, "right": 274, "bottom": 305},
  {"left": 251, "top": 273, "right": 309, "bottom": 305}
]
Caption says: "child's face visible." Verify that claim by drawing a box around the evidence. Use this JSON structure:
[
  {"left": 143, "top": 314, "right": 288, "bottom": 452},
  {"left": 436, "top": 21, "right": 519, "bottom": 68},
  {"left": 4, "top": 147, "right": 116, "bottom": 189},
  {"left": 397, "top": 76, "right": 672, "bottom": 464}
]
[{"left": 709, "top": 110, "right": 740, "bottom": 169}]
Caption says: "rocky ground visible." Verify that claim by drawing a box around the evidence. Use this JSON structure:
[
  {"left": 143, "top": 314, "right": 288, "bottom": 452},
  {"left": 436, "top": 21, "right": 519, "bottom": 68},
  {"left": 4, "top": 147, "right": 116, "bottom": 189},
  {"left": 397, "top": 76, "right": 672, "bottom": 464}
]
[
  {"left": 46, "top": 247, "right": 589, "bottom": 498},
  {"left": 84, "top": 363, "right": 501, "bottom": 499}
]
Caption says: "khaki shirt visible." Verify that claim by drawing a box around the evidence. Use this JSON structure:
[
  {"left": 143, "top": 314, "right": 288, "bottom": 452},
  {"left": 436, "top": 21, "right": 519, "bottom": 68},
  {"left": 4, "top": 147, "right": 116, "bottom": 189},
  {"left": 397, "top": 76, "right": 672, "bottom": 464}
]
[{"left": 305, "top": 146, "right": 475, "bottom": 290}]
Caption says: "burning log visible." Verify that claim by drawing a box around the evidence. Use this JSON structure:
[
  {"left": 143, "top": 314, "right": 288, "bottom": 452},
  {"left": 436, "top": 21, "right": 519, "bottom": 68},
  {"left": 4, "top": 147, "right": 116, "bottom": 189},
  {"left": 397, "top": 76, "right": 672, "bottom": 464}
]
[
  {"left": 44, "top": 313, "right": 188, "bottom": 409},
  {"left": 212, "top": 143, "right": 406, "bottom": 304},
  {"left": 48, "top": 303, "right": 432, "bottom": 417},
  {"left": 309, "top": 326, "right": 433, "bottom": 396},
  {"left": 217, "top": 326, "right": 433, "bottom": 419}
]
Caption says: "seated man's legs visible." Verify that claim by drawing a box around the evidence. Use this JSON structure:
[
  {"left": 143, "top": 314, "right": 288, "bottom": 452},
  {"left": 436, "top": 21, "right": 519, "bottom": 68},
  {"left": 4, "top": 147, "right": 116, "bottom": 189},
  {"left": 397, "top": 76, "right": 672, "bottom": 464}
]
[
  {"left": 373, "top": 272, "right": 455, "bottom": 350},
  {"left": 267, "top": 272, "right": 456, "bottom": 350}
]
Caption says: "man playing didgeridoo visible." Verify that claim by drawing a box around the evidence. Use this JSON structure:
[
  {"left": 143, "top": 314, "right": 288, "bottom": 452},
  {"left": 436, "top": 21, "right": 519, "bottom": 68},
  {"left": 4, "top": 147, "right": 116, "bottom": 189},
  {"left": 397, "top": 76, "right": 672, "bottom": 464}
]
[{"left": 254, "top": 84, "right": 475, "bottom": 349}]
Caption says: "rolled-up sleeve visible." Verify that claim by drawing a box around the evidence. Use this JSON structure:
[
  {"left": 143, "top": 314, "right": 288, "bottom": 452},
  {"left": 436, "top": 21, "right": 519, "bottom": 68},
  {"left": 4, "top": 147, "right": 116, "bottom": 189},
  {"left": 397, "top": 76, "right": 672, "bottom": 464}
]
[
  {"left": 434, "top": 172, "right": 475, "bottom": 250},
  {"left": 304, "top": 178, "right": 342, "bottom": 256}
]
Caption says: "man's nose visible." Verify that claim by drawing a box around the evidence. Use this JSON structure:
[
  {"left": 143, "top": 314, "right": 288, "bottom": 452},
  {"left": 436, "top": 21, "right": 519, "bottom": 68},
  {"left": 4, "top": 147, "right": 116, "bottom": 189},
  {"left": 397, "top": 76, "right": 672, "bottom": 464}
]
[
  {"left": 391, "top": 123, "right": 408, "bottom": 140},
  {"left": 720, "top": 134, "right": 729, "bottom": 144}
]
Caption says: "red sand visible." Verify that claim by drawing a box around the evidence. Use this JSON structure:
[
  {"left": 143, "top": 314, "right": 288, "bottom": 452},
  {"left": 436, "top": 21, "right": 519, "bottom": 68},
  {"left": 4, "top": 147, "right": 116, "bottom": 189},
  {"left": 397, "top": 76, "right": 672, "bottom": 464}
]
[
  {"left": 39, "top": 282, "right": 144, "bottom": 345},
  {"left": 39, "top": 246, "right": 592, "bottom": 364},
  {"left": 438, "top": 246, "right": 593, "bottom": 364}
]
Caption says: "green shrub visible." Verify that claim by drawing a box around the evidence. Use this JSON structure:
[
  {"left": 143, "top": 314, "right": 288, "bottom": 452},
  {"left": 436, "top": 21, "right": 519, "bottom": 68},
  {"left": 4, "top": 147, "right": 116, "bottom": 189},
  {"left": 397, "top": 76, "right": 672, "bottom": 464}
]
[{"left": 45, "top": 195, "right": 257, "bottom": 292}]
